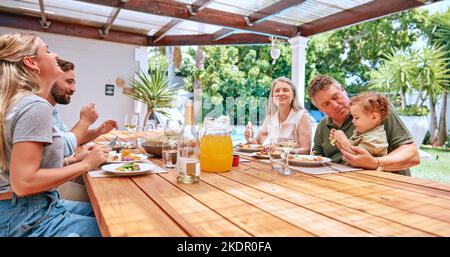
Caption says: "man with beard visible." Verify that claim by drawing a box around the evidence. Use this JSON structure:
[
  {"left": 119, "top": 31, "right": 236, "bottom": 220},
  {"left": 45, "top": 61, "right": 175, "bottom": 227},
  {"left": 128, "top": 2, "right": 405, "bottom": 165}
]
[
  {"left": 48, "top": 59, "right": 117, "bottom": 201},
  {"left": 49, "top": 58, "right": 117, "bottom": 158},
  {"left": 307, "top": 74, "right": 420, "bottom": 176}
]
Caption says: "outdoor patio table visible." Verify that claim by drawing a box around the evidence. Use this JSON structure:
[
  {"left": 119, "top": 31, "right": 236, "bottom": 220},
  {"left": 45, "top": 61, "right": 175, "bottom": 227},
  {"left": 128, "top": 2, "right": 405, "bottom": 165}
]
[{"left": 83, "top": 131, "right": 450, "bottom": 236}]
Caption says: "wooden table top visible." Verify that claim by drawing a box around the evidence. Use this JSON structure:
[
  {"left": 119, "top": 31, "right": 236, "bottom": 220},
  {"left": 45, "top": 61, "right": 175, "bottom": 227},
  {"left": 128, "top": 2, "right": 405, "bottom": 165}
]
[{"left": 84, "top": 131, "right": 450, "bottom": 237}]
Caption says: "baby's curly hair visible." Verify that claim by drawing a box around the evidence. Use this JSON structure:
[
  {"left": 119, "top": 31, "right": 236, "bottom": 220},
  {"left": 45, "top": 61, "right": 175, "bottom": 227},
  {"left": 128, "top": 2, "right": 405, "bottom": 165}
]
[{"left": 350, "top": 92, "right": 390, "bottom": 121}]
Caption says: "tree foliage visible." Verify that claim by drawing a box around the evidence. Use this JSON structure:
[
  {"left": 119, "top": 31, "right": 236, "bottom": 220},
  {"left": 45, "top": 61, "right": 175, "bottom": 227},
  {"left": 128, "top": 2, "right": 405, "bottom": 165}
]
[
  {"left": 306, "top": 9, "right": 428, "bottom": 94},
  {"left": 180, "top": 44, "right": 291, "bottom": 123}
]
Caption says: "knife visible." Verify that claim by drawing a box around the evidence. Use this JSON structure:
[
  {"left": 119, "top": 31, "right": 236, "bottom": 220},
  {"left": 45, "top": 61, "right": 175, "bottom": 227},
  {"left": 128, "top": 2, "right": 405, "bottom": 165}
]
[{"left": 108, "top": 136, "right": 119, "bottom": 149}]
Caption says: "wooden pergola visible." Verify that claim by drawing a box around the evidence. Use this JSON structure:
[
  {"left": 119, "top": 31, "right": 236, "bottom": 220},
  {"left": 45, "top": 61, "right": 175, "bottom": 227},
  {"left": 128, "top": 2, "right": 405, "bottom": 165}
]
[
  {"left": 0, "top": 0, "right": 429, "bottom": 47},
  {"left": 0, "top": 0, "right": 433, "bottom": 117}
]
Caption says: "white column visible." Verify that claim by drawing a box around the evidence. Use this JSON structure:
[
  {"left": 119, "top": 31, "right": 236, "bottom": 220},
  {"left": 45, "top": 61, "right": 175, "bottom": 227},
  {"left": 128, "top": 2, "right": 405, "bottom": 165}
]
[
  {"left": 167, "top": 46, "right": 175, "bottom": 84},
  {"left": 289, "top": 36, "right": 309, "bottom": 108},
  {"left": 134, "top": 46, "right": 149, "bottom": 127}
]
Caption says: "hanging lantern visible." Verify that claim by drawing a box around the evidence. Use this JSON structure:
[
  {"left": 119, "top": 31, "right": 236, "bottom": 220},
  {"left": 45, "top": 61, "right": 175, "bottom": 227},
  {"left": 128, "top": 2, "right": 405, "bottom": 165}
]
[{"left": 269, "top": 37, "right": 281, "bottom": 65}]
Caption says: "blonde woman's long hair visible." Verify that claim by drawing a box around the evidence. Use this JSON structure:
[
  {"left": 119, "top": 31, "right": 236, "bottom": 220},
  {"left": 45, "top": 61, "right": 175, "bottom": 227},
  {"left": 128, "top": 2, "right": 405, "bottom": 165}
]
[
  {"left": 267, "top": 77, "right": 303, "bottom": 118},
  {"left": 0, "top": 32, "right": 40, "bottom": 171}
]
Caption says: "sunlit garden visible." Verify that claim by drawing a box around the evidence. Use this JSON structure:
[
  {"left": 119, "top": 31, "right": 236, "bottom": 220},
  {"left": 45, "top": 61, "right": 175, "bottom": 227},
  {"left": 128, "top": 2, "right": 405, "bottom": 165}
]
[{"left": 146, "top": 5, "right": 450, "bottom": 183}]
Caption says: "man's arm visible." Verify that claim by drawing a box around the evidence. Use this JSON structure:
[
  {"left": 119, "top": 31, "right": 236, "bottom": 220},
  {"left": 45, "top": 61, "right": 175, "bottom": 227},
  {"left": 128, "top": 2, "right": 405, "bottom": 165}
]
[
  {"left": 79, "top": 120, "right": 118, "bottom": 145},
  {"left": 342, "top": 143, "right": 420, "bottom": 171},
  {"left": 71, "top": 103, "right": 98, "bottom": 146}
]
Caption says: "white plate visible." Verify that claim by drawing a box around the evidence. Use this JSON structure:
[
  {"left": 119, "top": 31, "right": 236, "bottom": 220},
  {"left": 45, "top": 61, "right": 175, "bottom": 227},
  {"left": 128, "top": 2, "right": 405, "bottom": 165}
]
[
  {"left": 237, "top": 144, "right": 263, "bottom": 153},
  {"left": 253, "top": 152, "right": 270, "bottom": 159},
  {"left": 101, "top": 163, "right": 155, "bottom": 176},
  {"left": 106, "top": 152, "right": 147, "bottom": 163},
  {"left": 288, "top": 155, "right": 332, "bottom": 167}
]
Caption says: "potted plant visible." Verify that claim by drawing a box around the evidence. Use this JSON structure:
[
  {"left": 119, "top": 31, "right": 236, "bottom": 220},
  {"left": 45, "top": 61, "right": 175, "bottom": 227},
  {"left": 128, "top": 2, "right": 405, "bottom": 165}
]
[
  {"left": 397, "top": 105, "right": 430, "bottom": 148},
  {"left": 126, "top": 65, "right": 179, "bottom": 130}
]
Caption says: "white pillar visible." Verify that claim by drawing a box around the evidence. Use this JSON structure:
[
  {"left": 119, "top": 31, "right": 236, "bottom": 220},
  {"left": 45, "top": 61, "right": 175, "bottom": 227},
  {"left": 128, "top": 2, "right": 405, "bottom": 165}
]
[
  {"left": 194, "top": 24, "right": 206, "bottom": 125},
  {"left": 167, "top": 46, "right": 175, "bottom": 85},
  {"left": 134, "top": 46, "right": 149, "bottom": 128},
  {"left": 289, "top": 36, "right": 308, "bottom": 108}
]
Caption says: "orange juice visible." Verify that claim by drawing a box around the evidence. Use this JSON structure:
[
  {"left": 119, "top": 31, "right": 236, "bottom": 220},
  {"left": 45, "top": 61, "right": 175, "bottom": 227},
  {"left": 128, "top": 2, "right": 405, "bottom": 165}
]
[{"left": 200, "top": 134, "right": 233, "bottom": 172}]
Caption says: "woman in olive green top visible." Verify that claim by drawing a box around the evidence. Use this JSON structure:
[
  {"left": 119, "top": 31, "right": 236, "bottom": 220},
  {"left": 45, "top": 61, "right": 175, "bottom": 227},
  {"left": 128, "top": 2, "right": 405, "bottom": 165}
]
[{"left": 307, "top": 75, "right": 419, "bottom": 176}]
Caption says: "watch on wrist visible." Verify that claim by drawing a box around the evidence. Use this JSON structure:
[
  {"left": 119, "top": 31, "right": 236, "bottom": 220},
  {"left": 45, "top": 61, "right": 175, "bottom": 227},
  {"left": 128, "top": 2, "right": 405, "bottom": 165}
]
[{"left": 376, "top": 157, "right": 384, "bottom": 171}]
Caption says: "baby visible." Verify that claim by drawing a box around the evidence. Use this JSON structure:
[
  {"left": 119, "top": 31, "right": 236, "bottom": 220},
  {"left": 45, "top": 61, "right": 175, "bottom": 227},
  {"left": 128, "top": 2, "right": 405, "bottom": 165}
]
[{"left": 330, "top": 92, "right": 390, "bottom": 158}]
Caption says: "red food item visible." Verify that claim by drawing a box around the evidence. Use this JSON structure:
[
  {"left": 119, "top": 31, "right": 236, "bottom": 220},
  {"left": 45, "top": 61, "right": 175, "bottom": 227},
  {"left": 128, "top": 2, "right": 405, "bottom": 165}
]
[{"left": 232, "top": 155, "right": 239, "bottom": 166}]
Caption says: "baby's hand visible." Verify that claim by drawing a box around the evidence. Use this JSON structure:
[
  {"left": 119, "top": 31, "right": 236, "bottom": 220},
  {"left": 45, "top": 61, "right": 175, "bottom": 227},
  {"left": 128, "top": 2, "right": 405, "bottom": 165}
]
[
  {"left": 330, "top": 129, "right": 347, "bottom": 147},
  {"left": 329, "top": 129, "right": 337, "bottom": 146}
]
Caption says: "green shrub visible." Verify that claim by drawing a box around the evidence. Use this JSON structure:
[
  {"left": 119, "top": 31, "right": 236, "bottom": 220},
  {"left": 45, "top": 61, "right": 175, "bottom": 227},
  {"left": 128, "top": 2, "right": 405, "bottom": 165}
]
[
  {"left": 397, "top": 105, "right": 430, "bottom": 116},
  {"left": 444, "top": 132, "right": 450, "bottom": 149}
]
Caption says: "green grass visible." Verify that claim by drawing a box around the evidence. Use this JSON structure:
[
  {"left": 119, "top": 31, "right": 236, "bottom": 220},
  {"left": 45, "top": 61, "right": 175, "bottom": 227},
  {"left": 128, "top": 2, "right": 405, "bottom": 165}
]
[{"left": 410, "top": 147, "right": 450, "bottom": 185}]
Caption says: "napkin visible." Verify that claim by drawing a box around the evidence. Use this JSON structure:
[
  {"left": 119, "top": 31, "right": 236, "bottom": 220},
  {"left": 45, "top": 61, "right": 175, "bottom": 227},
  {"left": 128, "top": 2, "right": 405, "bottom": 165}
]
[{"left": 289, "top": 162, "right": 362, "bottom": 175}]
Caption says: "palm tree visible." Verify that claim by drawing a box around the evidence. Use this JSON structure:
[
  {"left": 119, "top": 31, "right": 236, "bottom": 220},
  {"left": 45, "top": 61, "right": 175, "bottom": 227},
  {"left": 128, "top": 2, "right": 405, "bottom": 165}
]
[
  {"left": 425, "top": 11, "right": 450, "bottom": 146},
  {"left": 412, "top": 45, "right": 450, "bottom": 145},
  {"left": 369, "top": 48, "right": 415, "bottom": 109},
  {"left": 127, "top": 66, "right": 179, "bottom": 129}
]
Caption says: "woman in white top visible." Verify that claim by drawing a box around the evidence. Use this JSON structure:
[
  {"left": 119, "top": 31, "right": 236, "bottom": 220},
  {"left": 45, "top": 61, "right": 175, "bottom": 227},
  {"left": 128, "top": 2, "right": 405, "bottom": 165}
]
[{"left": 245, "top": 77, "right": 312, "bottom": 154}]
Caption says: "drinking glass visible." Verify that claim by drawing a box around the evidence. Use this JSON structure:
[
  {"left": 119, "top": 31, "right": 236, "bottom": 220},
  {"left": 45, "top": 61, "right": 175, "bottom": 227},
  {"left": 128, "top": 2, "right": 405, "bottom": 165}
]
[
  {"left": 124, "top": 113, "right": 139, "bottom": 146},
  {"left": 162, "top": 119, "right": 182, "bottom": 169},
  {"left": 268, "top": 142, "right": 283, "bottom": 172},
  {"left": 272, "top": 123, "right": 298, "bottom": 176},
  {"left": 136, "top": 125, "right": 146, "bottom": 148},
  {"left": 274, "top": 137, "right": 297, "bottom": 175}
]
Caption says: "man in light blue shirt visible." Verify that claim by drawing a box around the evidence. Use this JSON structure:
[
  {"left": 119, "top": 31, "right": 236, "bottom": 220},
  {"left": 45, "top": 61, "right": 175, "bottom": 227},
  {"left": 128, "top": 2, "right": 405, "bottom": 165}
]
[
  {"left": 53, "top": 109, "right": 78, "bottom": 157},
  {"left": 49, "top": 58, "right": 117, "bottom": 157},
  {"left": 48, "top": 58, "right": 117, "bottom": 202}
]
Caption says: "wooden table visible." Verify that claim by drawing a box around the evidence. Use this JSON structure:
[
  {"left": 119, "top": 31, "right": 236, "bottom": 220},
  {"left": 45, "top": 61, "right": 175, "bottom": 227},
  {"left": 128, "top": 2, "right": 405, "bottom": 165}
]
[{"left": 84, "top": 131, "right": 450, "bottom": 236}]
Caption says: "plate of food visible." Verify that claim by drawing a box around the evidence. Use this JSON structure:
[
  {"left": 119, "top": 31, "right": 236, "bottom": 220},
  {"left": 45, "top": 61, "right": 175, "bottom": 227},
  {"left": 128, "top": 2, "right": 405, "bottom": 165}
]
[
  {"left": 254, "top": 151, "right": 270, "bottom": 159},
  {"left": 101, "top": 162, "right": 154, "bottom": 176},
  {"left": 237, "top": 143, "right": 263, "bottom": 153},
  {"left": 106, "top": 149, "right": 147, "bottom": 163},
  {"left": 288, "top": 154, "right": 332, "bottom": 167}
]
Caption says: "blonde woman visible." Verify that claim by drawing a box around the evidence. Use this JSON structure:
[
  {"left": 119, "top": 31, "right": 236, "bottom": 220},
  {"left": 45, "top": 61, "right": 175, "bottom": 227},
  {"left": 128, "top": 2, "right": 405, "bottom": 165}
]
[
  {"left": 0, "top": 32, "right": 108, "bottom": 236},
  {"left": 244, "top": 77, "right": 312, "bottom": 154}
]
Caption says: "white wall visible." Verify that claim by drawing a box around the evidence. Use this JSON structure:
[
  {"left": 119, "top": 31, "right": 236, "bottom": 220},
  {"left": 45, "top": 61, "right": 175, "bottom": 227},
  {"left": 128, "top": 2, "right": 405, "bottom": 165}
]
[{"left": 0, "top": 26, "right": 141, "bottom": 130}]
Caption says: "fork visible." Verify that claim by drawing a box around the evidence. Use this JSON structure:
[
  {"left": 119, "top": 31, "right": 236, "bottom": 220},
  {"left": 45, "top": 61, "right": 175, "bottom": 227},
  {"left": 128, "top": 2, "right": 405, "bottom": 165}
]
[{"left": 320, "top": 162, "right": 341, "bottom": 173}]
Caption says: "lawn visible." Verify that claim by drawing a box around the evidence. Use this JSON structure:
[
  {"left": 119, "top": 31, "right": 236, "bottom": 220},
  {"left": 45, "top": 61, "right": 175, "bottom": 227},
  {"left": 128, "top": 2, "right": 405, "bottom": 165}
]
[{"left": 410, "top": 147, "right": 450, "bottom": 185}]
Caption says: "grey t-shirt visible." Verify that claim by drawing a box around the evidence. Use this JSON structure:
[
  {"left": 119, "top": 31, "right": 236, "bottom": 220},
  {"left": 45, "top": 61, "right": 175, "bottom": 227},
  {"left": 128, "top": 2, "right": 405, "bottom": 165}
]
[{"left": 0, "top": 95, "right": 64, "bottom": 194}]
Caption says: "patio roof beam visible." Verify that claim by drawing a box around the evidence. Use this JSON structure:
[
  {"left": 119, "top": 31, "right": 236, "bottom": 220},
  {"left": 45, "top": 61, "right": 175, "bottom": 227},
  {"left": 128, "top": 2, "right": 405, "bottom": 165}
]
[
  {"left": 246, "top": 0, "right": 306, "bottom": 25},
  {"left": 150, "top": 33, "right": 271, "bottom": 46},
  {"left": 212, "top": 28, "right": 235, "bottom": 41},
  {"left": 99, "top": 7, "right": 121, "bottom": 37},
  {"left": 152, "top": 19, "right": 181, "bottom": 43},
  {"left": 214, "top": 0, "right": 305, "bottom": 41},
  {"left": 38, "top": 0, "right": 50, "bottom": 29},
  {"left": 75, "top": 0, "right": 298, "bottom": 38},
  {"left": 0, "top": 11, "right": 149, "bottom": 46},
  {"left": 187, "top": 0, "right": 215, "bottom": 15},
  {"left": 152, "top": 0, "right": 214, "bottom": 43},
  {"left": 298, "top": 0, "right": 425, "bottom": 36}
]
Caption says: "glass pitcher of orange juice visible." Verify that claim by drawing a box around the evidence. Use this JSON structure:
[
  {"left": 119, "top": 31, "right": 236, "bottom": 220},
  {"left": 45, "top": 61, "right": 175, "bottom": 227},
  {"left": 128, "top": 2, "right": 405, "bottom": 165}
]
[{"left": 200, "top": 116, "right": 233, "bottom": 173}]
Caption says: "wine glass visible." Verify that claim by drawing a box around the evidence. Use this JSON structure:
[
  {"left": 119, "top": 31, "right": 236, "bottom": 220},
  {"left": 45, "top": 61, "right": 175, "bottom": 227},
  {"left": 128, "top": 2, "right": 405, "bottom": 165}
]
[
  {"left": 124, "top": 113, "right": 139, "bottom": 146},
  {"left": 162, "top": 119, "right": 182, "bottom": 169},
  {"left": 273, "top": 124, "right": 298, "bottom": 176}
]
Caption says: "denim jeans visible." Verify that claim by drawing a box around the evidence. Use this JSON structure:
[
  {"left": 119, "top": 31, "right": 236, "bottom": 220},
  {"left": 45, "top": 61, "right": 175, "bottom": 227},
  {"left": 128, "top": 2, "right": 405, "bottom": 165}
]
[{"left": 0, "top": 190, "right": 100, "bottom": 237}]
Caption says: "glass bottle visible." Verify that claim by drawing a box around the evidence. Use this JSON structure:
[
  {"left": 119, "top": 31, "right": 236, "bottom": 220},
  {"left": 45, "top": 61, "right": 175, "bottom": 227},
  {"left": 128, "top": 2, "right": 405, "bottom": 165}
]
[{"left": 176, "top": 100, "right": 200, "bottom": 184}]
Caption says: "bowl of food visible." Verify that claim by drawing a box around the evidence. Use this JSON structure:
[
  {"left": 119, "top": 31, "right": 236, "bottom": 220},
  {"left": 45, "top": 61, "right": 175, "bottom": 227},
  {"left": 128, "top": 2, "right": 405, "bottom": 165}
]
[
  {"left": 141, "top": 130, "right": 164, "bottom": 157},
  {"left": 141, "top": 141, "right": 163, "bottom": 157}
]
